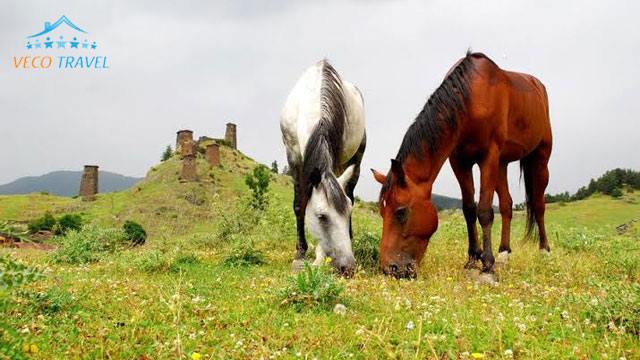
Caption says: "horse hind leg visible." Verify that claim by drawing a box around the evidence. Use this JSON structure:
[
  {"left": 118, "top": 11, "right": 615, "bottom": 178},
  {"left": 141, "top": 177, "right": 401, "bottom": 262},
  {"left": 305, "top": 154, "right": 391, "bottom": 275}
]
[
  {"left": 496, "top": 163, "right": 513, "bottom": 254},
  {"left": 521, "top": 144, "right": 551, "bottom": 252}
]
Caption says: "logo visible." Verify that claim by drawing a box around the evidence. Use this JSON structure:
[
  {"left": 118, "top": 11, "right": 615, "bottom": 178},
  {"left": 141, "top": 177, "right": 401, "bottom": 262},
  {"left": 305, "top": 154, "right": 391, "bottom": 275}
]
[{"left": 13, "top": 15, "right": 109, "bottom": 70}]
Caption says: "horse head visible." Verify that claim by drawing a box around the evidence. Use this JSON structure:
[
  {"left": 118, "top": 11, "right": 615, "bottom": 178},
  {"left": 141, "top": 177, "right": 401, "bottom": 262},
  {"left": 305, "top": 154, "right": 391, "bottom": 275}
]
[
  {"left": 306, "top": 165, "right": 356, "bottom": 276},
  {"left": 372, "top": 159, "right": 438, "bottom": 279}
]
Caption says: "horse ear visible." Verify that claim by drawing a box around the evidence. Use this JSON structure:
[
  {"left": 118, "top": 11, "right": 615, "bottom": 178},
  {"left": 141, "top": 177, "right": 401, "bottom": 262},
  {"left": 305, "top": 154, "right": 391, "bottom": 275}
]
[
  {"left": 390, "top": 159, "right": 405, "bottom": 185},
  {"left": 337, "top": 165, "right": 355, "bottom": 190},
  {"left": 309, "top": 167, "right": 322, "bottom": 188},
  {"left": 371, "top": 169, "right": 386, "bottom": 184}
]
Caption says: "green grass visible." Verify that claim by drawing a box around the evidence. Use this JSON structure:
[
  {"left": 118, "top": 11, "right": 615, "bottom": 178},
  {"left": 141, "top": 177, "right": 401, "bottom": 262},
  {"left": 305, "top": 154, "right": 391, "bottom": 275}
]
[{"left": 0, "top": 147, "right": 638, "bottom": 359}]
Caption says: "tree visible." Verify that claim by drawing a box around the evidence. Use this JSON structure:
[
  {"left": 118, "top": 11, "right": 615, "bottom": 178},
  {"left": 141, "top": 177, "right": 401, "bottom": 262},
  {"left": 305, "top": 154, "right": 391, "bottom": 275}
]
[
  {"left": 245, "top": 165, "right": 271, "bottom": 210},
  {"left": 282, "top": 165, "right": 290, "bottom": 176},
  {"left": 271, "top": 160, "right": 279, "bottom": 174},
  {"left": 161, "top": 145, "right": 173, "bottom": 162}
]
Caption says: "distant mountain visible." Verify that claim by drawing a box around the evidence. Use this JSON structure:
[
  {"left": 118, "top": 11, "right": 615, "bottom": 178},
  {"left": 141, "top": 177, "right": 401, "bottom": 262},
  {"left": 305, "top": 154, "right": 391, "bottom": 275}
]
[
  {"left": 432, "top": 194, "right": 463, "bottom": 210},
  {"left": 0, "top": 171, "right": 142, "bottom": 197}
]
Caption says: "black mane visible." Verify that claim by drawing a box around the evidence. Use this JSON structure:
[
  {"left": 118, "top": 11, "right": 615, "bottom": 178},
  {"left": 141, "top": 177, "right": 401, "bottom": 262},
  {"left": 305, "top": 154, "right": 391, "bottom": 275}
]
[
  {"left": 396, "top": 51, "right": 486, "bottom": 162},
  {"left": 302, "top": 60, "right": 349, "bottom": 214}
]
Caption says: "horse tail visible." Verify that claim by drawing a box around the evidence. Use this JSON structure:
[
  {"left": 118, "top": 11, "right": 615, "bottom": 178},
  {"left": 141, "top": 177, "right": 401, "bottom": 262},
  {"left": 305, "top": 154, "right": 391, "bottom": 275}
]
[{"left": 520, "top": 161, "right": 537, "bottom": 240}]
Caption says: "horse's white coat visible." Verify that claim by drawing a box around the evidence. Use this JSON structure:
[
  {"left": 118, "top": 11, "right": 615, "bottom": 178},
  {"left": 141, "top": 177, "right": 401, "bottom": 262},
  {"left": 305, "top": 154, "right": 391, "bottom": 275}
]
[{"left": 280, "top": 61, "right": 365, "bottom": 269}]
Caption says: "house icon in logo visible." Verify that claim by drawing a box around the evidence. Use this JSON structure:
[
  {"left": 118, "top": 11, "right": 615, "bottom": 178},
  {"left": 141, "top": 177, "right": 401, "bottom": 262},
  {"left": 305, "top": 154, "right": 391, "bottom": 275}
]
[{"left": 25, "top": 15, "right": 97, "bottom": 50}]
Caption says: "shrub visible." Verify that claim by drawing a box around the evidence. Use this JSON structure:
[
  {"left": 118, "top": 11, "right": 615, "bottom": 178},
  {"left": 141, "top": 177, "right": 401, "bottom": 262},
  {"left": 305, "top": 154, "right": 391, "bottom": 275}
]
[
  {"left": 222, "top": 239, "right": 265, "bottom": 267},
  {"left": 27, "top": 212, "right": 56, "bottom": 234},
  {"left": 123, "top": 221, "right": 146, "bottom": 246},
  {"left": 553, "top": 227, "right": 604, "bottom": 252},
  {"left": 0, "top": 255, "right": 42, "bottom": 359},
  {"left": 134, "top": 250, "right": 169, "bottom": 273},
  {"left": 169, "top": 252, "right": 200, "bottom": 273},
  {"left": 216, "top": 200, "right": 262, "bottom": 242},
  {"left": 279, "top": 262, "right": 344, "bottom": 311},
  {"left": 0, "top": 256, "right": 42, "bottom": 290},
  {"left": 21, "top": 288, "right": 75, "bottom": 315},
  {"left": 54, "top": 214, "right": 83, "bottom": 235},
  {"left": 51, "top": 226, "right": 127, "bottom": 264},
  {"left": 245, "top": 165, "right": 271, "bottom": 211},
  {"left": 353, "top": 231, "right": 380, "bottom": 270}
]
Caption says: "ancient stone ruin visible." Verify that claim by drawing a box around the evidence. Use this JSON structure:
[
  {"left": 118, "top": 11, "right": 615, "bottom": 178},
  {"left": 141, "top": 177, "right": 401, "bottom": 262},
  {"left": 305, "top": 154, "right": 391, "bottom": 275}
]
[
  {"left": 205, "top": 143, "right": 220, "bottom": 167},
  {"left": 79, "top": 165, "right": 99, "bottom": 201},
  {"left": 176, "top": 129, "right": 194, "bottom": 153},
  {"left": 180, "top": 140, "right": 198, "bottom": 182},
  {"left": 174, "top": 124, "right": 238, "bottom": 182},
  {"left": 225, "top": 122, "right": 237, "bottom": 149}
]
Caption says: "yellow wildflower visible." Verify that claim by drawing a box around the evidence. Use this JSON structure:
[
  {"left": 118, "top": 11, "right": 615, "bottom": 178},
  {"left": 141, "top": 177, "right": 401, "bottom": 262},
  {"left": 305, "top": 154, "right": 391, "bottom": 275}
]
[
  {"left": 191, "top": 352, "right": 202, "bottom": 360},
  {"left": 471, "top": 353, "right": 485, "bottom": 359}
]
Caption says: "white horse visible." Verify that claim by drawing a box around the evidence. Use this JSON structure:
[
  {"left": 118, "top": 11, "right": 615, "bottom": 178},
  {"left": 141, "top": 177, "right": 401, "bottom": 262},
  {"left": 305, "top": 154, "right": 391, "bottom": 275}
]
[{"left": 280, "top": 60, "right": 366, "bottom": 276}]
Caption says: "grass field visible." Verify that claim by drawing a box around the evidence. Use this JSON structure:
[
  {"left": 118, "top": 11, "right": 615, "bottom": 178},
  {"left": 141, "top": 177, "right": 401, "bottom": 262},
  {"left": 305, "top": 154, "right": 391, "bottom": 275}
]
[{"left": 1, "top": 146, "right": 638, "bottom": 359}]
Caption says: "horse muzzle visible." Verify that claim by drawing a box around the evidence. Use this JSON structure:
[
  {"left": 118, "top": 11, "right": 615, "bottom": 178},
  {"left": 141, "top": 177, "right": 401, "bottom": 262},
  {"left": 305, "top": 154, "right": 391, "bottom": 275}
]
[{"left": 382, "top": 260, "right": 418, "bottom": 279}]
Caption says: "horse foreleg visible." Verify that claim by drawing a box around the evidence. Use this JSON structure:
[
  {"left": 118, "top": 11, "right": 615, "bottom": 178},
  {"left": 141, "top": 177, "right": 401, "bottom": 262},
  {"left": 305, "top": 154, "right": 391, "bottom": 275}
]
[
  {"left": 478, "top": 146, "right": 500, "bottom": 273},
  {"left": 496, "top": 163, "right": 513, "bottom": 254},
  {"left": 293, "top": 177, "right": 308, "bottom": 260},
  {"left": 451, "top": 157, "right": 481, "bottom": 269}
]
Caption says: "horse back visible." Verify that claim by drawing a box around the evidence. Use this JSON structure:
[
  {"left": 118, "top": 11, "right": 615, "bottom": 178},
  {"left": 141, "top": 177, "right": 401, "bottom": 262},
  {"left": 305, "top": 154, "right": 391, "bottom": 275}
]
[{"left": 462, "top": 56, "right": 551, "bottom": 162}]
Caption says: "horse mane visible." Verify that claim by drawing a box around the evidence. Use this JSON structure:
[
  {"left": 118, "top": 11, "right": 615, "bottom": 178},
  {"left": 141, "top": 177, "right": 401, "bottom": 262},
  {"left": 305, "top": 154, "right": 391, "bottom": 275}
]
[
  {"left": 302, "top": 60, "right": 349, "bottom": 214},
  {"left": 396, "top": 51, "right": 490, "bottom": 162}
]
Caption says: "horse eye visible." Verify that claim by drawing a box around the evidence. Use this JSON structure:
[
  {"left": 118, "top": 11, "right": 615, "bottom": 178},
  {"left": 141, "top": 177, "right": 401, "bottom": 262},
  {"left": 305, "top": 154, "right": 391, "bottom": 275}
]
[
  {"left": 317, "top": 214, "right": 328, "bottom": 222},
  {"left": 394, "top": 207, "right": 408, "bottom": 224}
]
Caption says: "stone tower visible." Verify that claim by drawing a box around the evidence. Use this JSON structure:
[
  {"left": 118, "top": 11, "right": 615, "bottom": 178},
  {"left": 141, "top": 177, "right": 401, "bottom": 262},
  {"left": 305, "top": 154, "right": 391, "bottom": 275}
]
[
  {"left": 176, "top": 129, "right": 194, "bottom": 153},
  {"left": 205, "top": 143, "right": 220, "bottom": 167},
  {"left": 179, "top": 140, "right": 198, "bottom": 182},
  {"left": 79, "top": 165, "right": 99, "bottom": 201},
  {"left": 225, "top": 122, "right": 237, "bottom": 149}
]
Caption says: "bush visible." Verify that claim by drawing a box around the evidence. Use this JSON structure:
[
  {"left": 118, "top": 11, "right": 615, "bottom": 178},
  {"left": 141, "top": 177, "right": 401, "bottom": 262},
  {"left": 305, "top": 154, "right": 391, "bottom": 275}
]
[
  {"left": 51, "top": 226, "right": 127, "bottom": 264},
  {"left": 123, "top": 221, "right": 146, "bottom": 246},
  {"left": 353, "top": 232, "right": 380, "bottom": 270},
  {"left": 134, "top": 250, "right": 169, "bottom": 273},
  {"left": 0, "top": 256, "right": 42, "bottom": 359},
  {"left": 222, "top": 239, "right": 265, "bottom": 267},
  {"left": 553, "top": 227, "right": 604, "bottom": 252},
  {"left": 279, "top": 262, "right": 344, "bottom": 311},
  {"left": 169, "top": 252, "right": 200, "bottom": 273},
  {"left": 0, "top": 256, "right": 42, "bottom": 290},
  {"left": 21, "top": 288, "right": 75, "bottom": 315},
  {"left": 216, "top": 200, "right": 262, "bottom": 242},
  {"left": 54, "top": 214, "right": 83, "bottom": 235},
  {"left": 245, "top": 165, "right": 271, "bottom": 211},
  {"left": 27, "top": 212, "right": 56, "bottom": 234}
]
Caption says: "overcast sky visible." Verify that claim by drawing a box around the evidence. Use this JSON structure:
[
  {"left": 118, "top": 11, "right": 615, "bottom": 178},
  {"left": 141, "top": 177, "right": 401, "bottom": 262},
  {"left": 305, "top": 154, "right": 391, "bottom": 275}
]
[{"left": 1, "top": 0, "right": 639, "bottom": 202}]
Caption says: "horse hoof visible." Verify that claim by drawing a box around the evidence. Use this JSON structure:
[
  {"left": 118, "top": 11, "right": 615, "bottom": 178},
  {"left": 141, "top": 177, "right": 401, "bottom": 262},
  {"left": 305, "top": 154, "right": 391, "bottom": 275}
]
[
  {"left": 495, "top": 251, "right": 510, "bottom": 267},
  {"left": 539, "top": 249, "right": 551, "bottom": 256},
  {"left": 477, "top": 272, "right": 498, "bottom": 286},
  {"left": 464, "top": 268, "right": 481, "bottom": 281},
  {"left": 291, "top": 259, "right": 305, "bottom": 273}
]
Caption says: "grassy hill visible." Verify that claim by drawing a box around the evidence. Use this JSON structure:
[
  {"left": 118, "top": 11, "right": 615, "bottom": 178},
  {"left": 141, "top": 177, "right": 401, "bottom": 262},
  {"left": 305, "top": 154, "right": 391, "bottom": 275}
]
[
  {"left": 0, "top": 145, "right": 638, "bottom": 359},
  {"left": 0, "top": 170, "right": 142, "bottom": 197}
]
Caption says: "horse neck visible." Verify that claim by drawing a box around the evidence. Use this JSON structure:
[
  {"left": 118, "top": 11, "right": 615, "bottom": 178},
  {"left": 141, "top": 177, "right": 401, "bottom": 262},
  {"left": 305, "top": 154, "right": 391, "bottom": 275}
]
[{"left": 404, "top": 125, "right": 461, "bottom": 197}]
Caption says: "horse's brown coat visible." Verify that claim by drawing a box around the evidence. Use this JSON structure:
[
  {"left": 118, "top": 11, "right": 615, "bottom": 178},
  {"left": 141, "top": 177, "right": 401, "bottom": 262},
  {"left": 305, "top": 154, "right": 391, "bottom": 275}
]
[{"left": 373, "top": 53, "right": 552, "bottom": 278}]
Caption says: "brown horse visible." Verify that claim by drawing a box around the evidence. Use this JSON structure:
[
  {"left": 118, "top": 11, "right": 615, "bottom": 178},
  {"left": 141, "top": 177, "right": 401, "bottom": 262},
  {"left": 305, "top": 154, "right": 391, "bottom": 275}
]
[{"left": 372, "top": 51, "right": 552, "bottom": 278}]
